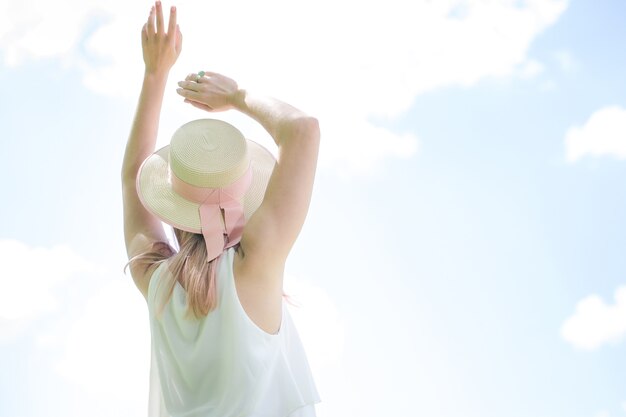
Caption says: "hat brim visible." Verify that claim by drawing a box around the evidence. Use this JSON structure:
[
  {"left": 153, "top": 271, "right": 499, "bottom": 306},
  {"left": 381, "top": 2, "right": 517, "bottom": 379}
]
[{"left": 136, "top": 139, "right": 276, "bottom": 234}]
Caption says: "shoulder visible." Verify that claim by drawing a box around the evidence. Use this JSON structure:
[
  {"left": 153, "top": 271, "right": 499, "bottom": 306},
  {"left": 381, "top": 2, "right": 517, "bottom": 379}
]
[{"left": 130, "top": 241, "right": 175, "bottom": 301}]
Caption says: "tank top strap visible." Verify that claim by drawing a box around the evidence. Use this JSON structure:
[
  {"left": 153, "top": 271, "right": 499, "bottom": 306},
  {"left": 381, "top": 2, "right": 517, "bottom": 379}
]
[{"left": 147, "top": 261, "right": 169, "bottom": 312}]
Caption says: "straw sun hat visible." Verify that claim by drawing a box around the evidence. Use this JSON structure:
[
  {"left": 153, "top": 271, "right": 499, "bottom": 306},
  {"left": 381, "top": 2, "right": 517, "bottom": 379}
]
[{"left": 136, "top": 118, "right": 276, "bottom": 261}]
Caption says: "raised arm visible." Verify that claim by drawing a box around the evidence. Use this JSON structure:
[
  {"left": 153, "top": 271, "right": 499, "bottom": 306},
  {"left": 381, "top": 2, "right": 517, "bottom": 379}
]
[
  {"left": 176, "top": 72, "right": 320, "bottom": 274},
  {"left": 234, "top": 91, "right": 320, "bottom": 265},
  {"left": 122, "top": 1, "right": 181, "bottom": 298}
]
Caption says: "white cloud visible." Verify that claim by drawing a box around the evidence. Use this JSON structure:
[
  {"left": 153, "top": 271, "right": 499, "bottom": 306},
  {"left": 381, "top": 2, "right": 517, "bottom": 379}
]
[
  {"left": 565, "top": 106, "right": 626, "bottom": 162},
  {"left": 50, "top": 277, "right": 150, "bottom": 414},
  {"left": 0, "top": 239, "right": 93, "bottom": 333},
  {"left": 560, "top": 286, "right": 626, "bottom": 350},
  {"left": 554, "top": 49, "right": 579, "bottom": 72},
  {"left": 518, "top": 59, "right": 545, "bottom": 79},
  {"left": 0, "top": 0, "right": 568, "bottom": 175},
  {"left": 284, "top": 275, "right": 345, "bottom": 366}
]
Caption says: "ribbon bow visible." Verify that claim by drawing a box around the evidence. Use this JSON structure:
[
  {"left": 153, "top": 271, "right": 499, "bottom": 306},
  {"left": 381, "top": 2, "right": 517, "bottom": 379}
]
[{"left": 172, "top": 167, "right": 253, "bottom": 262}]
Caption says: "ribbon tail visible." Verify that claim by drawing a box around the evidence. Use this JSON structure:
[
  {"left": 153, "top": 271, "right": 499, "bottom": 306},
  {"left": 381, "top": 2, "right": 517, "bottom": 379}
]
[
  {"left": 199, "top": 203, "right": 225, "bottom": 262},
  {"left": 221, "top": 200, "right": 246, "bottom": 249}
]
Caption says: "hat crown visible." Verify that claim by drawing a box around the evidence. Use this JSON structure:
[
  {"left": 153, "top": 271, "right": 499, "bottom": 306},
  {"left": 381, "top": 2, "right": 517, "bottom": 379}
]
[{"left": 169, "top": 119, "right": 249, "bottom": 188}]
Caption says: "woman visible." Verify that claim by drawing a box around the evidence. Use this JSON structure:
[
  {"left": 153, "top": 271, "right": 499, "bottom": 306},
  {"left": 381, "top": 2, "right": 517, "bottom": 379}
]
[{"left": 121, "top": 2, "right": 321, "bottom": 416}]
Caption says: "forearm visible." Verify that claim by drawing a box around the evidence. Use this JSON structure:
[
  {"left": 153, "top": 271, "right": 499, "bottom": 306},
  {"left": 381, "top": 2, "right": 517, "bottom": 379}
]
[
  {"left": 122, "top": 72, "right": 169, "bottom": 181},
  {"left": 232, "top": 89, "right": 317, "bottom": 147}
]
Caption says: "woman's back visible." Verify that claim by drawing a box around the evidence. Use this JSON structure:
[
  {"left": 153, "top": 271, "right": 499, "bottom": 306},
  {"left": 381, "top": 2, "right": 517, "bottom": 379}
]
[
  {"left": 168, "top": 245, "right": 283, "bottom": 335},
  {"left": 148, "top": 247, "right": 320, "bottom": 417}
]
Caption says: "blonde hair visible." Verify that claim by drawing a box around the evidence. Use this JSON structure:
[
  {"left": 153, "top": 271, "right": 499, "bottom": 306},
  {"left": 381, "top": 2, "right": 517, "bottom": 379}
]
[
  {"left": 127, "top": 228, "right": 294, "bottom": 321},
  {"left": 127, "top": 228, "right": 221, "bottom": 320}
]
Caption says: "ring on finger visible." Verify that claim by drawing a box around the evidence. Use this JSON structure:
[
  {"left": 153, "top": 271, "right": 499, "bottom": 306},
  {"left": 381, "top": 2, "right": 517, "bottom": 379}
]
[{"left": 196, "top": 70, "right": 205, "bottom": 82}]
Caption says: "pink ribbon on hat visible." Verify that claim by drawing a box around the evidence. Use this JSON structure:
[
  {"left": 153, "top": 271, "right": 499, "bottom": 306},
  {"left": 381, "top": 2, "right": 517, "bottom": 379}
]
[{"left": 171, "top": 166, "right": 253, "bottom": 262}]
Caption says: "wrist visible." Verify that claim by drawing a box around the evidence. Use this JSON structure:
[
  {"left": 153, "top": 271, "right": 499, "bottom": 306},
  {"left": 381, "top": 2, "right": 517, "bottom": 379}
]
[
  {"left": 143, "top": 69, "right": 169, "bottom": 84},
  {"left": 231, "top": 88, "right": 247, "bottom": 111}
]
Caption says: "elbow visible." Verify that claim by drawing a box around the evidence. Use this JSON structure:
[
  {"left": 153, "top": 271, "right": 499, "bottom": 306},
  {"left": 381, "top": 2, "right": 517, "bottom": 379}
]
[
  {"left": 292, "top": 116, "right": 320, "bottom": 142},
  {"left": 121, "top": 163, "right": 140, "bottom": 187},
  {"left": 301, "top": 116, "right": 319, "bottom": 132},
  {"left": 276, "top": 116, "right": 321, "bottom": 147},
  {"left": 304, "top": 117, "right": 320, "bottom": 138}
]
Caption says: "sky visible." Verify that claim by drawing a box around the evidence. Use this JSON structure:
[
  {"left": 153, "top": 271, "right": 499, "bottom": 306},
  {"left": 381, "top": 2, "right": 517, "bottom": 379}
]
[{"left": 1, "top": 0, "right": 625, "bottom": 416}]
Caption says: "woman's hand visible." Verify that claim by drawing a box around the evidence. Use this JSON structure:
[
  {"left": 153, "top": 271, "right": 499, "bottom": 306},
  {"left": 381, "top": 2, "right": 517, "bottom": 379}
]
[
  {"left": 141, "top": 1, "right": 182, "bottom": 76},
  {"left": 176, "top": 71, "right": 241, "bottom": 112}
]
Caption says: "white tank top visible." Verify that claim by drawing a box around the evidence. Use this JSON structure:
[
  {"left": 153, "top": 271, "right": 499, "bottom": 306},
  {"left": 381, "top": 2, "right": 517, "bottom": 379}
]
[{"left": 146, "top": 247, "right": 321, "bottom": 417}]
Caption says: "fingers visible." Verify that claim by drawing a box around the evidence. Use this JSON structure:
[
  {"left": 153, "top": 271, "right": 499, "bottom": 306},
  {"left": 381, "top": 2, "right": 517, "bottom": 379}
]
[
  {"left": 146, "top": 2, "right": 178, "bottom": 41},
  {"left": 190, "top": 71, "right": 218, "bottom": 79},
  {"left": 185, "top": 71, "right": 217, "bottom": 83},
  {"left": 177, "top": 80, "right": 201, "bottom": 92},
  {"left": 156, "top": 1, "right": 164, "bottom": 34},
  {"left": 185, "top": 73, "right": 203, "bottom": 83},
  {"left": 178, "top": 90, "right": 216, "bottom": 112},
  {"left": 176, "top": 87, "right": 203, "bottom": 102},
  {"left": 175, "top": 24, "right": 182, "bottom": 53},
  {"left": 168, "top": 6, "right": 177, "bottom": 40},
  {"left": 147, "top": 5, "right": 155, "bottom": 36}
]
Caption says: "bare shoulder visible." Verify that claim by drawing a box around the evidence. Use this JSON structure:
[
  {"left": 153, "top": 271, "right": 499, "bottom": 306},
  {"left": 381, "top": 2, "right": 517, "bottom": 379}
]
[
  {"left": 129, "top": 241, "right": 175, "bottom": 301},
  {"left": 132, "top": 260, "right": 164, "bottom": 301}
]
